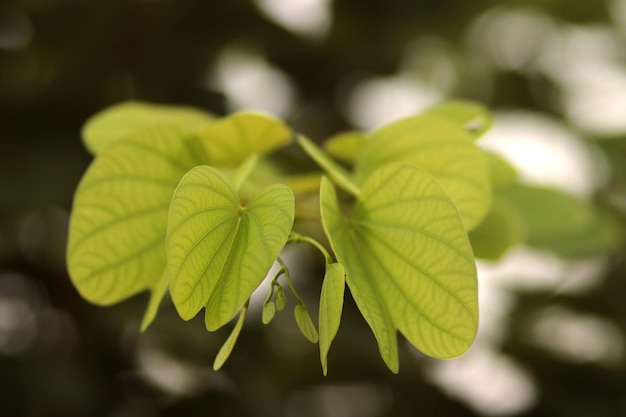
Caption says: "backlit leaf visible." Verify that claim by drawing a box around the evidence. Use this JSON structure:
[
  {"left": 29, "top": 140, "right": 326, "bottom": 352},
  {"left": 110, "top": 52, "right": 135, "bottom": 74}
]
[
  {"left": 213, "top": 303, "right": 248, "bottom": 370},
  {"left": 497, "top": 184, "right": 621, "bottom": 258},
  {"left": 485, "top": 151, "right": 518, "bottom": 187},
  {"left": 67, "top": 126, "right": 209, "bottom": 306},
  {"left": 166, "top": 165, "right": 294, "bottom": 329},
  {"left": 355, "top": 115, "right": 491, "bottom": 230},
  {"left": 319, "top": 262, "right": 345, "bottom": 375},
  {"left": 295, "top": 304, "right": 319, "bottom": 343},
  {"left": 323, "top": 131, "right": 367, "bottom": 164},
  {"left": 469, "top": 197, "right": 525, "bottom": 260},
  {"left": 262, "top": 300, "right": 276, "bottom": 324},
  {"left": 200, "top": 112, "right": 292, "bottom": 165},
  {"left": 422, "top": 100, "right": 493, "bottom": 140},
  {"left": 297, "top": 135, "right": 360, "bottom": 196},
  {"left": 320, "top": 165, "right": 478, "bottom": 372},
  {"left": 275, "top": 285, "right": 287, "bottom": 311},
  {"left": 82, "top": 101, "right": 214, "bottom": 154}
]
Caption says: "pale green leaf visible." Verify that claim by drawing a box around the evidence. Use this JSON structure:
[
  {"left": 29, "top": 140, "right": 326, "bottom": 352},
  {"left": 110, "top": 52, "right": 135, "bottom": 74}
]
[
  {"left": 262, "top": 300, "right": 276, "bottom": 324},
  {"left": 422, "top": 100, "right": 493, "bottom": 139},
  {"left": 319, "top": 262, "right": 345, "bottom": 375},
  {"left": 275, "top": 285, "right": 287, "bottom": 311},
  {"left": 295, "top": 304, "right": 319, "bottom": 343},
  {"left": 213, "top": 304, "right": 248, "bottom": 370},
  {"left": 469, "top": 197, "right": 525, "bottom": 260},
  {"left": 140, "top": 270, "right": 169, "bottom": 332},
  {"left": 323, "top": 131, "right": 367, "bottom": 164},
  {"left": 232, "top": 154, "right": 259, "bottom": 191},
  {"left": 320, "top": 164, "right": 478, "bottom": 372},
  {"left": 82, "top": 101, "right": 214, "bottom": 154},
  {"left": 166, "top": 165, "right": 294, "bottom": 327},
  {"left": 355, "top": 115, "right": 491, "bottom": 230},
  {"left": 200, "top": 112, "right": 292, "bottom": 165},
  {"left": 497, "top": 184, "right": 621, "bottom": 258},
  {"left": 485, "top": 151, "right": 518, "bottom": 187},
  {"left": 297, "top": 135, "right": 360, "bottom": 196},
  {"left": 67, "top": 126, "right": 209, "bottom": 306}
]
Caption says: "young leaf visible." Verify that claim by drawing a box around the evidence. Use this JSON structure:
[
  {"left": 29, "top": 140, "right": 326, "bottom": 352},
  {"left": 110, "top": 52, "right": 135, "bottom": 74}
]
[
  {"left": 199, "top": 112, "right": 292, "bottom": 165},
  {"left": 275, "top": 285, "right": 287, "bottom": 311},
  {"left": 295, "top": 304, "right": 319, "bottom": 343},
  {"left": 319, "top": 262, "right": 345, "bottom": 375},
  {"left": 166, "top": 165, "right": 295, "bottom": 329},
  {"left": 140, "top": 271, "right": 169, "bottom": 332},
  {"left": 262, "top": 300, "right": 276, "bottom": 324},
  {"left": 485, "top": 151, "right": 518, "bottom": 187},
  {"left": 422, "top": 100, "right": 493, "bottom": 140},
  {"left": 355, "top": 115, "right": 491, "bottom": 230},
  {"left": 213, "top": 304, "right": 248, "bottom": 371},
  {"left": 320, "top": 164, "right": 478, "bottom": 372},
  {"left": 297, "top": 135, "right": 360, "bottom": 196},
  {"left": 469, "top": 197, "right": 525, "bottom": 260},
  {"left": 323, "top": 131, "right": 367, "bottom": 164},
  {"left": 82, "top": 101, "right": 214, "bottom": 154},
  {"left": 67, "top": 126, "right": 209, "bottom": 306}
]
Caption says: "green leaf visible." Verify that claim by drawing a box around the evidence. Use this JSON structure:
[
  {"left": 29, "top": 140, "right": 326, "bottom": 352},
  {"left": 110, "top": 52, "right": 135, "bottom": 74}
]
[
  {"left": 497, "top": 184, "right": 622, "bottom": 258},
  {"left": 166, "top": 165, "right": 295, "bottom": 329},
  {"left": 297, "top": 135, "right": 360, "bottom": 196},
  {"left": 320, "top": 165, "right": 478, "bottom": 372},
  {"left": 295, "top": 304, "right": 319, "bottom": 343},
  {"left": 82, "top": 101, "right": 214, "bottom": 154},
  {"left": 422, "top": 100, "right": 493, "bottom": 140},
  {"left": 262, "top": 300, "right": 276, "bottom": 324},
  {"left": 485, "top": 151, "right": 518, "bottom": 187},
  {"left": 140, "top": 270, "right": 169, "bottom": 332},
  {"left": 323, "top": 131, "right": 367, "bottom": 164},
  {"left": 67, "top": 126, "right": 209, "bottom": 306},
  {"left": 275, "top": 285, "right": 287, "bottom": 311},
  {"left": 319, "top": 262, "right": 345, "bottom": 375},
  {"left": 213, "top": 303, "right": 248, "bottom": 370},
  {"left": 355, "top": 115, "right": 491, "bottom": 230},
  {"left": 469, "top": 197, "right": 525, "bottom": 260},
  {"left": 200, "top": 112, "right": 292, "bottom": 165}
]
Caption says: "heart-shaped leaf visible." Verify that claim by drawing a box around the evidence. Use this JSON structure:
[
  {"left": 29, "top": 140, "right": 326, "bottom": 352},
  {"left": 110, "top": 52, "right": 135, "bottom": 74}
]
[
  {"left": 422, "top": 100, "right": 493, "bottom": 140},
  {"left": 166, "top": 165, "right": 295, "bottom": 329},
  {"left": 320, "top": 164, "right": 478, "bottom": 372},
  {"left": 199, "top": 112, "right": 292, "bottom": 166},
  {"left": 319, "top": 262, "right": 345, "bottom": 375},
  {"left": 82, "top": 101, "right": 214, "bottom": 154},
  {"left": 67, "top": 126, "right": 209, "bottom": 307},
  {"left": 355, "top": 115, "right": 491, "bottom": 230}
]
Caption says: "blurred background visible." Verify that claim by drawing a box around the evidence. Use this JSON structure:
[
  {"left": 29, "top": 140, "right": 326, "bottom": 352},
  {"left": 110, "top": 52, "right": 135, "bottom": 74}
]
[{"left": 2, "top": 0, "right": 626, "bottom": 416}]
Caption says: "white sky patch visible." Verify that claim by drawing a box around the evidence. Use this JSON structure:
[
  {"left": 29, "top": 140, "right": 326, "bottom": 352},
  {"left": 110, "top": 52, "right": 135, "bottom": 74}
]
[
  {"left": 424, "top": 347, "right": 537, "bottom": 416},
  {"left": 526, "top": 306, "right": 624, "bottom": 366},
  {"left": 210, "top": 46, "right": 297, "bottom": 118},
  {"left": 345, "top": 75, "right": 443, "bottom": 131},
  {"left": 255, "top": 0, "right": 333, "bottom": 40},
  {"left": 479, "top": 111, "right": 607, "bottom": 198}
]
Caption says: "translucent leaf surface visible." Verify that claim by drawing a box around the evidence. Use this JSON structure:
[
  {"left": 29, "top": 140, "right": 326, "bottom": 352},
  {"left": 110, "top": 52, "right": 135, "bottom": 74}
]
[
  {"left": 262, "top": 300, "right": 276, "bottom": 324},
  {"left": 320, "top": 165, "right": 478, "bottom": 372},
  {"left": 213, "top": 304, "right": 248, "bottom": 370},
  {"left": 422, "top": 100, "right": 493, "bottom": 140},
  {"left": 200, "top": 112, "right": 292, "bottom": 165},
  {"left": 323, "top": 131, "right": 367, "bottom": 164},
  {"left": 355, "top": 115, "right": 490, "bottom": 230},
  {"left": 67, "top": 126, "right": 209, "bottom": 305},
  {"left": 295, "top": 305, "right": 319, "bottom": 343},
  {"left": 82, "top": 101, "right": 214, "bottom": 154},
  {"left": 497, "top": 184, "right": 621, "bottom": 258},
  {"left": 319, "top": 262, "right": 345, "bottom": 375},
  {"left": 485, "top": 151, "right": 518, "bottom": 187},
  {"left": 166, "top": 165, "right": 294, "bottom": 328},
  {"left": 469, "top": 197, "right": 525, "bottom": 260},
  {"left": 297, "top": 135, "right": 360, "bottom": 196},
  {"left": 275, "top": 286, "right": 287, "bottom": 311}
]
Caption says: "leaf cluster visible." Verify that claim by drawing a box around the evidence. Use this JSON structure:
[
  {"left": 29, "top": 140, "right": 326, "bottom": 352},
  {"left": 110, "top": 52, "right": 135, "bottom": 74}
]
[{"left": 67, "top": 100, "right": 621, "bottom": 374}]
